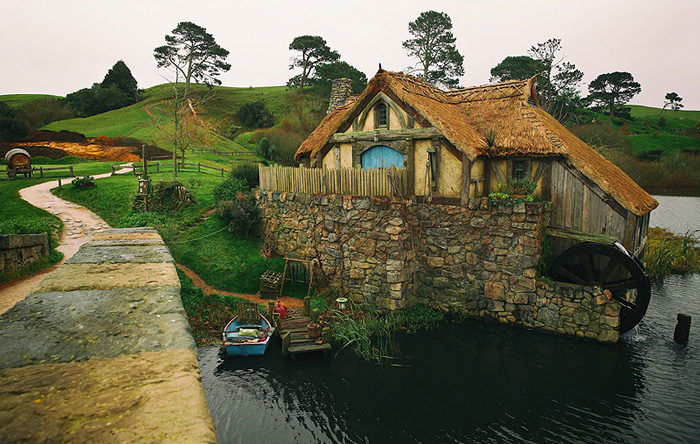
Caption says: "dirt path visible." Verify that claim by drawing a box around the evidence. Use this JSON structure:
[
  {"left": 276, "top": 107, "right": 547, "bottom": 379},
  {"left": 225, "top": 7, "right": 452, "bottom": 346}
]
[
  {"left": 0, "top": 167, "right": 130, "bottom": 313},
  {"left": 1, "top": 166, "right": 296, "bottom": 313},
  {"left": 177, "top": 263, "right": 303, "bottom": 308}
]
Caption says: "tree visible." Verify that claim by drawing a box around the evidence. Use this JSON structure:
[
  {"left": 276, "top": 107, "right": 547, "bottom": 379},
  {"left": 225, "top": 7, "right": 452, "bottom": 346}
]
[
  {"left": 151, "top": 88, "right": 208, "bottom": 178},
  {"left": 237, "top": 101, "right": 274, "bottom": 128},
  {"left": 660, "top": 92, "right": 683, "bottom": 114},
  {"left": 587, "top": 71, "right": 642, "bottom": 117},
  {"left": 490, "top": 56, "right": 546, "bottom": 82},
  {"left": 0, "top": 102, "right": 30, "bottom": 141},
  {"left": 527, "top": 38, "right": 584, "bottom": 123},
  {"left": 154, "top": 21, "right": 231, "bottom": 98},
  {"left": 102, "top": 60, "right": 140, "bottom": 102},
  {"left": 402, "top": 10, "right": 464, "bottom": 89},
  {"left": 65, "top": 83, "right": 132, "bottom": 117},
  {"left": 288, "top": 35, "right": 340, "bottom": 94},
  {"left": 314, "top": 61, "right": 368, "bottom": 99}
]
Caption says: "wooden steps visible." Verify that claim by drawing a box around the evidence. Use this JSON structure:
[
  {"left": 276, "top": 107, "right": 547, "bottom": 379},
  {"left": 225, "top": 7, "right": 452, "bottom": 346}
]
[{"left": 279, "top": 314, "right": 331, "bottom": 359}]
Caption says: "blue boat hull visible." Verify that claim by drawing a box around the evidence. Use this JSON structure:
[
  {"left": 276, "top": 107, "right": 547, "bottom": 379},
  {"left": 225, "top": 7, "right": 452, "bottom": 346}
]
[{"left": 222, "top": 314, "right": 274, "bottom": 357}]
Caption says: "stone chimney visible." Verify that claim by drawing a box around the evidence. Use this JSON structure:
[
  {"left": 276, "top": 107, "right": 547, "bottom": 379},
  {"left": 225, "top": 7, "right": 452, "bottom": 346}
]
[{"left": 328, "top": 78, "right": 353, "bottom": 114}]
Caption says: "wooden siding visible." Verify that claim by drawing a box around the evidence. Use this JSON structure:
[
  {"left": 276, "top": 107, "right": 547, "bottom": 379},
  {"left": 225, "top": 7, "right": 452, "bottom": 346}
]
[
  {"left": 259, "top": 165, "right": 407, "bottom": 197},
  {"left": 549, "top": 160, "right": 629, "bottom": 255}
]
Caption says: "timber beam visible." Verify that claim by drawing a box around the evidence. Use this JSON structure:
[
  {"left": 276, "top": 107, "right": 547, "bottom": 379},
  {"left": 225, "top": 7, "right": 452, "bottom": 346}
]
[{"left": 330, "top": 127, "right": 443, "bottom": 143}]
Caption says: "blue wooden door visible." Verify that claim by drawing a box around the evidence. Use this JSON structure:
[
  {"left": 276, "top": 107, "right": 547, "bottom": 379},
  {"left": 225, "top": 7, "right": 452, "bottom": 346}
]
[{"left": 361, "top": 145, "right": 404, "bottom": 169}]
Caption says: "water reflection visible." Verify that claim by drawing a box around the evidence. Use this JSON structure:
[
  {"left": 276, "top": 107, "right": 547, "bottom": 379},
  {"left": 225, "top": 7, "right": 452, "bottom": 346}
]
[{"left": 200, "top": 315, "right": 663, "bottom": 443}]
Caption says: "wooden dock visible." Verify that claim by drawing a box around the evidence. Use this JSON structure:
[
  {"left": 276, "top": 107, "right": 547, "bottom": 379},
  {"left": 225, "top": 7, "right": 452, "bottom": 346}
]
[{"left": 278, "top": 314, "right": 331, "bottom": 359}]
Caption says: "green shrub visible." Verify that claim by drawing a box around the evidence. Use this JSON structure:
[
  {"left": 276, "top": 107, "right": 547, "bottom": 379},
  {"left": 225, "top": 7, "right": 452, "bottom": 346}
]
[
  {"left": 71, "top": 176, "right": 94, "bottom": 187},
  {"left": 229, "top": 163, "right": 260, "bottom": 190},
  {"left": 216, "top": 191, "right": 259, "bottom": 237},
  {"left": 148, "top": 181, "right": 195, "bottom": 214},
  {"left": 213, "top": 176, "right": 249, "bottom": 204},
  {"left": 237, "top": 101, "right": 274, "bottom": 129},
  {"left": 570, "top": 123, "right": 631, "bottom": 151},
  {"left": 258, "top": 137, "right": 277, "bottom": 160}
]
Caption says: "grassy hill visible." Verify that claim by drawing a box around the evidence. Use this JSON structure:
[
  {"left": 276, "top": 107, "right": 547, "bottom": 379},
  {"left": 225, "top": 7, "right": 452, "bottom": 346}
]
[
  {"left": 0, "top": 94, "right": 63, "bottom": 110},
  {"left": 26, "top": 83, "right": 320, "bottom": 168}
]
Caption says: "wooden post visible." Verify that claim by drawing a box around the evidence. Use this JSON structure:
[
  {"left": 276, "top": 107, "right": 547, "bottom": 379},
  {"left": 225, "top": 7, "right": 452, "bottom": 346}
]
[
  {"left": 674, "top": 313, "right": 692, "bottom": 343},
  {"left": 281, "top": 332, "right": 291, "bottom": 356},
  {"left": 111, "top": 164, "right": 116, "bottom": 176},
  {"left": 272, "top": 313, "right": 281, "bottom": 334},
  {"left": 70, "top": 166, "right": 74, "bottom": 177},
  {"left": 311, "top": 308, "right": 320, "bottom": 324},
  {"left": 267, "top": 301, "right": 275, "bottom": 319},
  {"left": 132, "top": 164, "right": 136, "bottom": 175},
  {"left": 198, "top": 162, "right": 201, "bottom": 173},
  {"left": 58, "top": 179, "right": 61, "bottom": 188},
  {"left": 322, "top": 327, "right": 331, "bottom": 343},
  {"left": 303, "top": 296, "right": 311, "bottom": 317},
  {"left": 156, "top": 163, "right": 160, "bottom": 174},
  {"left": 39, "top": 167, "right": 43, "bottom": 178},
  {"left": 461, "top": 156, "right": 471, "bottom": 206},
  {"left": 221, "top": 168, "right": 224, "bottom": 178}
]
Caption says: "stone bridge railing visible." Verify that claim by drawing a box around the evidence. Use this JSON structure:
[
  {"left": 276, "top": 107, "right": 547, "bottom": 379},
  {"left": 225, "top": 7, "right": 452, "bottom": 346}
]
[{"left": 0, "top": 227, "right": 216, "bottom": 443}]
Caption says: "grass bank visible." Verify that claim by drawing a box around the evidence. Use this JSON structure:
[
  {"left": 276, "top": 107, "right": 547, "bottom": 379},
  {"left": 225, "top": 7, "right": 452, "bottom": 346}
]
[
  {"left": 645, "top": 227, "right": 700, "bottom": 280},
  {"left": 0, "top": 161, "right": 116, "bottom": 281},
  {"left": 52, "top": 167, "right": 284, "bottom": 294}
]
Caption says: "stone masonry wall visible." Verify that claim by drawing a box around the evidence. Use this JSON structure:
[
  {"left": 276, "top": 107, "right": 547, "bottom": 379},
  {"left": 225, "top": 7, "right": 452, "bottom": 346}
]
[
  {"left": 257, "top": 191, "right": 621, "bottom": 343},
  {"left": 0, "top": 233, "right": 49, "bottom": 275}
]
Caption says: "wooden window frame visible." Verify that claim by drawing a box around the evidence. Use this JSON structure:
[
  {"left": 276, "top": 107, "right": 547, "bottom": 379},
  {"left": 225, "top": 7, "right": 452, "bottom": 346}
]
[{"left": 374, "top": 102, "right": 389, "bottom": 129}]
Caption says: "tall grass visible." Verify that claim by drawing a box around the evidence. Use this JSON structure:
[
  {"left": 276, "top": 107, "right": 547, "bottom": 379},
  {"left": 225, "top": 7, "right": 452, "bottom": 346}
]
[
  {"left": 608, "top": 151, "right": 700, "bottom": 190},
  {"left": 645, "top": 227, "right": 700, "bottom": 280},
  {"left": 330, "top": 303, "right": 445, "bottom": 362}
]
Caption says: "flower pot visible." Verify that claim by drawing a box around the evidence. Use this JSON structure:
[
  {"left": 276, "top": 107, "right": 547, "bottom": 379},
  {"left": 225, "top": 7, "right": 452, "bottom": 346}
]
[{"left": 307, "top": 322, "right": 321, "bottom": 339}]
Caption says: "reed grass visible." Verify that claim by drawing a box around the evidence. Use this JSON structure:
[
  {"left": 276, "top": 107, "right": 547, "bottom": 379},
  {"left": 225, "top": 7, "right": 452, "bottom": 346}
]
[
  {"left": 329, "top": 302, "right": 445, "bottom": 362},
  {"left": 645, "top": 227, "right": 700, "bottom": 280}
]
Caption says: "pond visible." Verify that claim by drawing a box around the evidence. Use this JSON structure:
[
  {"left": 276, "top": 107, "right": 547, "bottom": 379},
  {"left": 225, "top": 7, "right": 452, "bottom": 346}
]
[{"left": 198, "top": 195, "right": 700, "bottom": 444}]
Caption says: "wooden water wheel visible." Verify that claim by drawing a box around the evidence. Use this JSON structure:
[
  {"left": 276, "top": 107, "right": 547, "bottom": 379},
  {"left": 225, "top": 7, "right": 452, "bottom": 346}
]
[{"left": 548, "top": 242, "right": 651, "bottom": 334}]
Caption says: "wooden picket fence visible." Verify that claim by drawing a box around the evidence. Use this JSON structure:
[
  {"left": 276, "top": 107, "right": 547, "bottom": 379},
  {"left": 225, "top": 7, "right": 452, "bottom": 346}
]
[{"left": 259, "top": 165, "right": 408, "bottom": 196}]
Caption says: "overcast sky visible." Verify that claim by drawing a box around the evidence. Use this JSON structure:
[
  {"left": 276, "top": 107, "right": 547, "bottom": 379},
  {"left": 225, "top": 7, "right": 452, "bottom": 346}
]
[{"left": 2, "top": 0, "right": 698, "bottom": 109}]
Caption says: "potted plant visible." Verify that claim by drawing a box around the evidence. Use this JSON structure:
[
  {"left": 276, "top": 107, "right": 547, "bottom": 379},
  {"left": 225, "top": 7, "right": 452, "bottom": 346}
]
[
  {"left": 307, "top": 322, "right": 321, "bottom": 339},
  {"left": 71, "top": 176, "right": 95, "bottom": 188}
]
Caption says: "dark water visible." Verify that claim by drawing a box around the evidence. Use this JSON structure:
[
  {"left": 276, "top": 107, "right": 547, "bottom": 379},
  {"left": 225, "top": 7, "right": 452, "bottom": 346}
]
[{"left": 199, "top": 196, "right": 700, "bottom": 444}]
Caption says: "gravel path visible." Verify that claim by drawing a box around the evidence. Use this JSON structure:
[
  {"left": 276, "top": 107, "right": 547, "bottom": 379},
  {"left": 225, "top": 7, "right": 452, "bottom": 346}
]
[{"left": 0, "top": 166, "right": 131, "bottom": 313}]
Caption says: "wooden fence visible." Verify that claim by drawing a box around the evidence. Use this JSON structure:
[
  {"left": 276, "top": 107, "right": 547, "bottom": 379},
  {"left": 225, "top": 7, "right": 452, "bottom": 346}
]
[
  {"left": 2, "top": 166, "right": 74, "bottom": 178},
  {"left": 259, "top": 165, "right": 408, "bottom": 196},
  {"left": 126, "top": 162, "right": 229, "bottom": 177},
  {"left": 191, "top": 148, "right": 257, "bottom": 157}
]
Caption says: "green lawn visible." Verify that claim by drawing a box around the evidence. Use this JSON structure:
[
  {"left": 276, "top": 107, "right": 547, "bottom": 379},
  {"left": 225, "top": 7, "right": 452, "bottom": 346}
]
[
  {"left": 629, "top": 132, "right": 700, "bottom": 154},
  {"left": 52, "top": 169, "right": 284, "bottom": 294}
]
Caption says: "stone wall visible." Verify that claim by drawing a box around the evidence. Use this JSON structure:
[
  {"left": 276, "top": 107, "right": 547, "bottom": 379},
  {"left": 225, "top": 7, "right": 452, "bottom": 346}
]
[
  {"left": 0, "top": 233, "right": 49, "bottom": 275},
  {"left": 0, "top": 228, "right": 216, "bottom": 443},
  {"left": 257, "top": 191, "right": 621, "bottom": 343}
]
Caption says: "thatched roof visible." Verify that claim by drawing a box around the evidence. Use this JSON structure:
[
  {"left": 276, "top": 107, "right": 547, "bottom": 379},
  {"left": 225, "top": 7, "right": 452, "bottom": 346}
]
[{"left": 295, "top": 70, "right": 657, "bottom": 216}]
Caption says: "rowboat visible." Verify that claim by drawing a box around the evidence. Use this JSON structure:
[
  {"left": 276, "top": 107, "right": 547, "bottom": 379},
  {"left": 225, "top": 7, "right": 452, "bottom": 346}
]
[{"left": 222, "top": 314, "right": 274, "bottom": 357}]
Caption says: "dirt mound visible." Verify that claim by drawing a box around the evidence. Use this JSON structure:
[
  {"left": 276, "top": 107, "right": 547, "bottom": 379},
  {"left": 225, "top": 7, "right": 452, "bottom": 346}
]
[
  {"left": 4, "top": 130, "right": 173, "bottom": 162},
  {"left": 27, "top": 129, "right": 87, "bottom": 144},
  {"left": 0, "top": 143, "right": 69, "bottom": 160}
]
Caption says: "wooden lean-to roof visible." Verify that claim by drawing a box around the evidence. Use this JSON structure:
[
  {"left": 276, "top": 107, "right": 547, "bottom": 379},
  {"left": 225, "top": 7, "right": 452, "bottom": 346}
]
[{"left": 295, "top": 70, "right": 657, "bottom": 216}]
